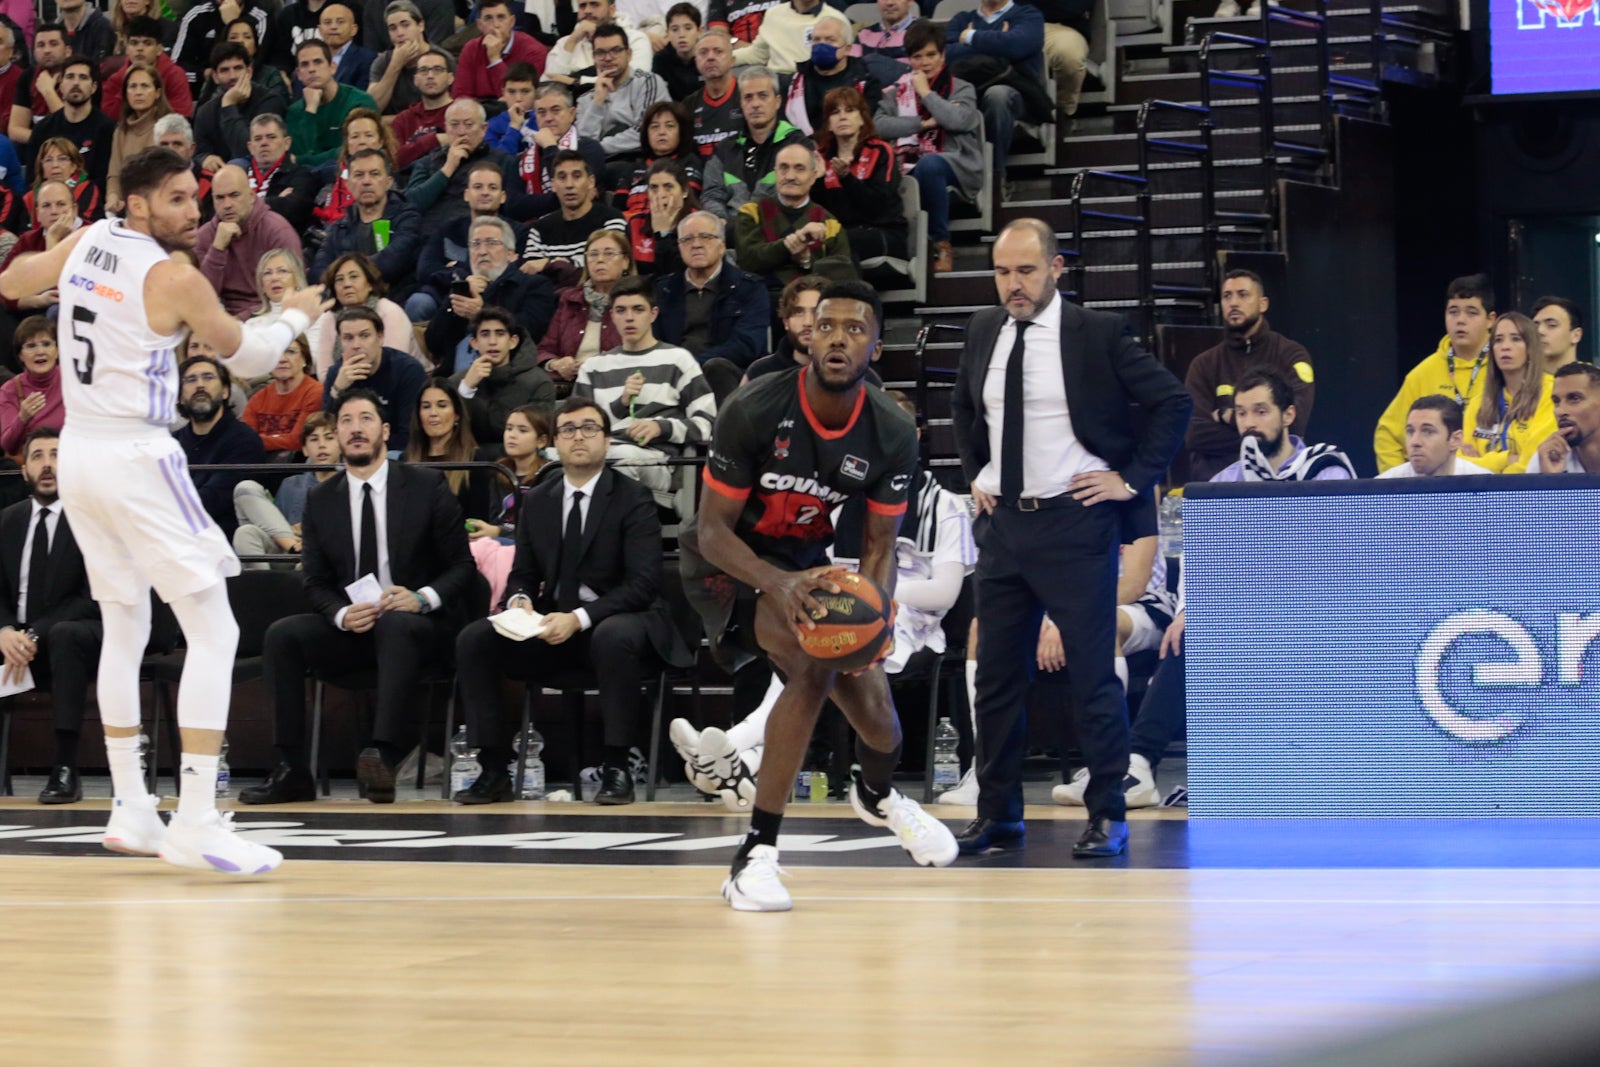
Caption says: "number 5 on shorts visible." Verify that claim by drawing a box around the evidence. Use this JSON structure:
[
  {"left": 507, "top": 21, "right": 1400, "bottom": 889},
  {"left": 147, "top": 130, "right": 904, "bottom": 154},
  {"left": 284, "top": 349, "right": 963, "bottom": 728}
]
[{"left": 69, "top": 305, "right": 97, "bottom": 385}]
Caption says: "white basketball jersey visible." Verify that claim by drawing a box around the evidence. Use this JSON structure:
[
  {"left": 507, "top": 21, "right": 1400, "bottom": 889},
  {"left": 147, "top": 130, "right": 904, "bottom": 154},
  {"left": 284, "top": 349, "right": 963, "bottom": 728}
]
[{"left": 57, "top": 219, "right": 186, "bottom": 429}]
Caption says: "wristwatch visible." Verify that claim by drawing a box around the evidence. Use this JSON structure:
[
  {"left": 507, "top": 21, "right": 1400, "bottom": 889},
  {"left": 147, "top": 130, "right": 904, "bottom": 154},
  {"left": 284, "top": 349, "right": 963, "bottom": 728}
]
[
  {"left": 23, "top": 628, "right": 39, "bottom": 644},
  {"left": 1123, "top": 481, "right": 1137, "bottom": 497}
]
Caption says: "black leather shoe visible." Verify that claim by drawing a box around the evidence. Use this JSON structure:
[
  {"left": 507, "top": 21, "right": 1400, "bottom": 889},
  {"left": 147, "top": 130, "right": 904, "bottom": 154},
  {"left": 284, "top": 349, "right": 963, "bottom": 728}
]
[
  {"left": 356, "top": 747, "right": 397, "bottom": 804},
  {"left": 239, "top": 763, "right": 317, "bottom": 805},
  {"left": 956, "top": 818, "right": 1026, "bottom": 855},
  {"left": 594, "top": 764, "right": 635, "bottom": 805},
  {"left": 1072, "top": 817, "right": 1129, "bottom": 858},
  {"left": 38, "top": 765, "right": 81, "bottom": 805},
  {"left": 455, "top": 765, "right": 513, "bottom": 804}
]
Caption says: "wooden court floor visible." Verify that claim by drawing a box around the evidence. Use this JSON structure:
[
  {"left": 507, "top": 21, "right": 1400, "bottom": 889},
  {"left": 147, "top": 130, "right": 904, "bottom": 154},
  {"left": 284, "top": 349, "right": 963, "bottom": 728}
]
[{"left": 3, "top": 802, "right": 1600, "bottom": 1066}]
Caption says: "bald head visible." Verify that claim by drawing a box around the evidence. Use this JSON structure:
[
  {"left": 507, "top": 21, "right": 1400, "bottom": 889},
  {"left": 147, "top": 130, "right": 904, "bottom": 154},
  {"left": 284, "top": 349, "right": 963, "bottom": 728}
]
[
  {"left": 33, "top": 180, "right": 74, "bottom": 229},
  {"left": 212, "top": 164, "right": 254, "bottom": 224}
]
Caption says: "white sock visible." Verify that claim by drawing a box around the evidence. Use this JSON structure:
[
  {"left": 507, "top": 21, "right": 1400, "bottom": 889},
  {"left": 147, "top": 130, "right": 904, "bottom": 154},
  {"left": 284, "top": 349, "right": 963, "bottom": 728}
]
[
  {"left": 105, "top": 733, "right": 145, "bottom": 800},
  {"left": 1114, "top": 656, "right": 1129, "bottom": 692},
  {"left": 727, "top": 675, "right": 782, "bottom": 752},
  {"left": 177, "top": 752, "right": 219, "bottom": 823}
]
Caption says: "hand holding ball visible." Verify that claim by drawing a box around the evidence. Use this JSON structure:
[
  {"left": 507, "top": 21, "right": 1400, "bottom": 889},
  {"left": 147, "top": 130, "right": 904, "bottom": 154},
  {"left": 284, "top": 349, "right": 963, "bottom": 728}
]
[{"left": 795, "top": 569, "right": 893, "bottom": 673}]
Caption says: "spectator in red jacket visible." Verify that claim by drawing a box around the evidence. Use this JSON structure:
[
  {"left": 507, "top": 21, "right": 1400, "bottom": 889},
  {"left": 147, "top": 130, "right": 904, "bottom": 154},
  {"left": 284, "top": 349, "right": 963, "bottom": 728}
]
[
  {"left": 100, "top": 16, "right": 194, "bottom": 119},
  {"left": 537, "top": 228, "right": 632, "bottom": 384},
  {"left": 389, "top": 45, "right": 455, "bottom": 171},
  {"left": 0, "top": 316, "right": 65, "bottom": 456},
  {"left": 453, "top": 0, "right": 549, "bottom": 103}
]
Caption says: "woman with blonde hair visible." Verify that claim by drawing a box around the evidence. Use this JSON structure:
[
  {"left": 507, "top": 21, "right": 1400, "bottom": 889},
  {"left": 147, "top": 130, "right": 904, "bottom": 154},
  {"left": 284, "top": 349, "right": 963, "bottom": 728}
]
[
  {"left": 106, "top": 64, "right": 174, "bottom": 213},
  {"left": 536, "top": 228, "right": 634, "bottom": 384},
  {"left": 1464, "top": 311, "right": 1557, "bottom": 474},
  {"left": 252, "top": 248, "right": 325, "bottom": 357}
]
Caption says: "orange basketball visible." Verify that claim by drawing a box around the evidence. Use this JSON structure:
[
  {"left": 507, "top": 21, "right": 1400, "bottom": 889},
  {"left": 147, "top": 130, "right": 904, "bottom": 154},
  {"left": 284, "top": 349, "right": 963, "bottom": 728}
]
[{"left": 796, "top": 569, "right": 892, "bottom": 672}]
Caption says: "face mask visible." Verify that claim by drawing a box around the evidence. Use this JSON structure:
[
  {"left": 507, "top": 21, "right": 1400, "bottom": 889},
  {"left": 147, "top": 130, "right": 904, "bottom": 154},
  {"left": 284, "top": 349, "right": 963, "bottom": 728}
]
[{"left": 810, "top": 42, "right": 838, "bottom": 67}]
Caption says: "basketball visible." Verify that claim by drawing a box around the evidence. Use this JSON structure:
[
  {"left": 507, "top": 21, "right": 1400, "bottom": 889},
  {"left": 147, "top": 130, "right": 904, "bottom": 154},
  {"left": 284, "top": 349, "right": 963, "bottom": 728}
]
[{"left": 795, "top": 569, "right": 892, "bottom": 672}]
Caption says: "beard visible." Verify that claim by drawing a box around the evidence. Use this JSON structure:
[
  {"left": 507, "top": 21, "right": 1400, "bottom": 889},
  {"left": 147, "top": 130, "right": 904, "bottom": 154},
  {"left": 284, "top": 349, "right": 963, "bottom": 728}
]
[
  {"left": 149, "top": 210, "right": 198, "bottom": 253},
  {"left": 1245, "top": 427, "right": 1286, "bottom": 456},
  {"left": 27, "top": 482, "right": 58, "bottom": 505},
  {"left": 1226, "top": 311, "right": 1262, "bottom": 335},
  {"left": 179, "top": 392, "right": 221, "bottom": 421}
]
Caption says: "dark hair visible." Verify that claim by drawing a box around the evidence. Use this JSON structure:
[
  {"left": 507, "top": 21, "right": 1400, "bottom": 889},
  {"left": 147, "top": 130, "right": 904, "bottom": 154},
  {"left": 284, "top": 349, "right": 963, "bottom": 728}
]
[
  {"left": 508, "top": 404, "right": 551, "bottom": 441},
  {"left": 592, "top": 21, "right": 629, "bottom": 48},
  {"left": 1533, "top": 295, "right": 1584, "bottom": 333},
  {"left": 556, "top": 393, "right": 611, "bottom": 434},
  {"left": 323, "top": 253, "right": 387, "bottom": 301},
  {"left": 299, "top": 410, "right": 336, "bottom": 447},
  {"left": 885, "top": 388, "right": 917, "bottom": 421},
  {"left": 470, "top": 304, "right": 522, "bottom": 339},
  {"left": 119, "top": 146, "right": 191, "bottom": 202},
  {"left": 1445, "top": 273, "right": 1494, "bottom": 312},
  {"left": 1554, "top": 362, "right": 1600, "bottom": 389},
  {"left": 22, "top": 426, "right": 61, "bottom": 457},
  {"left": 334, "top": 304, "right": 385, "bottom": 336},
  {"left": 639, "top": 100, "right": 691, "bottom": 155},
  {"left": 1233, "top": 368, "right": 1295, "bottom": 413},
  {"left": 466, "top": 157, "right": 505, "bottom": 183},
  {"left": 336, "top": 386, "right": 389, "bottom": 423},
  {"left": 645, "top": 158, "right": 696, "bottom": 217},
  {"left": 295, "top": 37, "right": 333, "bottom": 63},
  {"left": 33, "top": 22, "right": 66, "bottom": 44},
  {"left": 815, "top": 86, "right": 876, "bottom": 159},
  {"left": 347, "top": 146, "right": 395, "bottom": 176},
  {"left": 125, "top": 15, "right": 165, "bottom": 42},
  {"left": 504, "top": 61, "right": 539, "bottom": 85},
  {"left": 225, "top": 16, "right": 261, "bottom": 49},
  {"left": 59, "top": 53, "right": 99, "bottom": 84},
  {"left": 209, "top": 41, "right": 252, "bottom": 69},
  {"left": 405, "top": 377, "right": 477, "bottom": 491},
  {"left": 903, "top": 18, "right": 943, "bottom": 57},
  {"left": 1408, "top": 393, "right": 1463, "bottom": 436},
  {"left": 667, "top": 1, "right": 702, "bottom": 26},
  {"left": 779, "top": 273, "right": 831, "bottom": 319},
  {"left": 550, "top": 148, "right": 592, "bottom": 179},
  {"left": 609, "top": 273, "right": 657, "bottom": 309},
  {"left": 179, "top": 353, "right": 230, "bottom": 398},
  {"left": 1223, "top": 267, "right": 1264, "bottom": 291},
  {"left": 13, "top": 314, "right": 54, "bottom": 349},
  {"left": 818, "top": 279, "right": 883, "bottom": 335},
  {"left": 478, "top": 0, "right": 514, "bottom": 12}
]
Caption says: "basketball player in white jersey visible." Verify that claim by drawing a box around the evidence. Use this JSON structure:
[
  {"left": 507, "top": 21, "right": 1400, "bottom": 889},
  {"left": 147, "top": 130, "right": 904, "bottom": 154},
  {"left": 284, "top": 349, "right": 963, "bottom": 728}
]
[{"left": 0, "top": 148, "right": 330, "bottom": 875}]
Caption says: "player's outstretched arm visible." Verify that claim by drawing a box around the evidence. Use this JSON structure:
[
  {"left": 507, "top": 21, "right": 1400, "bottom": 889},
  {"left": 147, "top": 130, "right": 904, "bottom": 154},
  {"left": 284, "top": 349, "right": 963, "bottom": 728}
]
[
  {"left": 0, "top": 228, "right": 90, "bottom": 301},
  {"left": 156, "top": 262, "right": 332, "bottom": 378}
]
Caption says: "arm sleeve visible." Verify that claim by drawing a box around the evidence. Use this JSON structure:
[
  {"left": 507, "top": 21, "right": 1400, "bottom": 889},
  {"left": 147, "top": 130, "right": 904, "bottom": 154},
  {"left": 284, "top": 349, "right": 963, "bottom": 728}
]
[
  {"left": 894, "top": 559, "right": 966, "bottom": 613},
  {"left": 0, "top": 381, "right": 22, "bottom": 454},
  {"left": 225, "top": 310, "right": 311, "bottom": 379}
]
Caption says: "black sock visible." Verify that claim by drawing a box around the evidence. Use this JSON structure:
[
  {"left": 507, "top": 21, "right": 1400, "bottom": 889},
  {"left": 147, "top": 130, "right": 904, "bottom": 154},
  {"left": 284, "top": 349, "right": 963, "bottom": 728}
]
[
  {"left": 854, "top": 735, "right": 902, "bottom": 815},
  {"left": 278, "top": 745, "right": 304, "bottom": 772},
  {"left": 479, "top": 745, "right": 512, "bottom": 773},
  {"left": 603, "top": 744, "right": 631, "bottom": 769},
  {"left": 733, "top": 806, "right": 784, "bottom": 868},
  {"left": 374, "top": 740, "right": 405, "bottom": 768},
  {"left": 53, "top": 730, "right": 79, "bottom": 770}
]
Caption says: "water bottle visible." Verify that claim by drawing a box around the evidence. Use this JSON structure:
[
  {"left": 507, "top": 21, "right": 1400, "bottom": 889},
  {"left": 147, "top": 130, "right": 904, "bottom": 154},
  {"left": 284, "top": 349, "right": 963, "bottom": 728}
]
[
  {"left": 1158, "top": 489, "right": 1184, "bottom": 560},
  {"left": 138, "top": 730, "right": 150, "bottom": 776},
  {"left": 215, "top": 740, "right": 231, "bottom": 798},
  {"left": 449, "top": 725, "right": 481, "bottom": 796},
  {"left": 512, "top": 729, "right": 546, "bottom": 800},
  {"left": 932, "top": 717, "right": 960, "bottom": 792}
]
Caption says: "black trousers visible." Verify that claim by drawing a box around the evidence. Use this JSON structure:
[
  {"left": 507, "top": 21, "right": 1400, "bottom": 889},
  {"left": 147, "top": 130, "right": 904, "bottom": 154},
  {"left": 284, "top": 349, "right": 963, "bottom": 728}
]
[
  {"left": 34, "top": 618, "right": 103, "bottom": 735},
  {"left": 262, "top": 611, "right": 455, "bottom": 755},
  {"left": 455, "top": 612, "right": 657, "bottom": 754},
  {"left": 973, "top": 501, "right": 1128, "bottom": 822},
  {"left": 1132, "top": 648, "right": 1185, "bottom": 768}
]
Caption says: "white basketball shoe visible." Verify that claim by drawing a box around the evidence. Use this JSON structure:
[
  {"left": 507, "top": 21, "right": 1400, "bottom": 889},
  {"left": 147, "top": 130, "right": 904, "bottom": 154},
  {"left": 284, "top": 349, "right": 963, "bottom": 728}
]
[
  {"left": 850, "top": 775, "right": 959, "bottom": 868},
  {"left": 102, "top": 793, "right": 168, "bottom": 856},
  {"left": 722, "top": 845, "right": 792, "bottom": 912},
  {"left": 697, "top": 727, "right": 760, "bottom": 813},
  {"left": 159, "top": 810, "right": 284, "bottom": 875}
]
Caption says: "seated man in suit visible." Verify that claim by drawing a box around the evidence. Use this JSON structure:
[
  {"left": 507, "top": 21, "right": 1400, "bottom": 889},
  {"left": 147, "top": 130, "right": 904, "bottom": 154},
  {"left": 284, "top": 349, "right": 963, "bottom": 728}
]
[
  {"left": 453, "top": 395, "right": 691, "bottom": 806},
  {"left": 0, "top": 429, "right": 102, "bottom": 804},
  {"left": 242, "top": 389, "right": 475, "bottom": 805}
]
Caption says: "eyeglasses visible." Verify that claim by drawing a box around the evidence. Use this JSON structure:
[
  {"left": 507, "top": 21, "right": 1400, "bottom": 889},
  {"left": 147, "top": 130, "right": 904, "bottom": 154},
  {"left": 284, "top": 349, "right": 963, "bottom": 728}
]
[
  {"left": 588, "top": 248, "right": 624, "bottom": 261},
  {"left": 593, "top": 45, "right": 628, "bottom": 57},
  {"left": 680, "top": 233, "right": 720, "bottom": 245},
  {"left": 468, "top": 238, "right": 506, "bottom": 249},
  {"left": 415, "top": 65, "right": 449, "bottom": 74},
  {"left": 555, "top": 422, "right": 605, "bottom": 439}
]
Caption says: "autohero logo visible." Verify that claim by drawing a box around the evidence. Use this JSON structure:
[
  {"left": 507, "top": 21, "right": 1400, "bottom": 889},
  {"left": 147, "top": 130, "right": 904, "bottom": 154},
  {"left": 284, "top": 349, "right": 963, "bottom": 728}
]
[
  {"left": 67, "top": 274, "right": 125, "bottom": 302},
  {"left": 1415, "top": 611, "right": 1600, "bottom": 742}
]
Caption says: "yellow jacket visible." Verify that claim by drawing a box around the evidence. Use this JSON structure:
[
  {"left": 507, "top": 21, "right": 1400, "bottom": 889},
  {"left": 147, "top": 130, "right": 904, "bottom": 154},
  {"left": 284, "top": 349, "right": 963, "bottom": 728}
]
[
  {"left": 1374, "top": 337, "right": 1491, "bottom": 473},
  {"left": 1465, "top": 382, "right": 1557, "bottom": 474}
]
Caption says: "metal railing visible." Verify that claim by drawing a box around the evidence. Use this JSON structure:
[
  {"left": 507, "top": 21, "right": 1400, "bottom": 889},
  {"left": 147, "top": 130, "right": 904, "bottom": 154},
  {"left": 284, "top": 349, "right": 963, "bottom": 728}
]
[{"left": 1068, "top": 168, "right": 1153, "bottom": 339}]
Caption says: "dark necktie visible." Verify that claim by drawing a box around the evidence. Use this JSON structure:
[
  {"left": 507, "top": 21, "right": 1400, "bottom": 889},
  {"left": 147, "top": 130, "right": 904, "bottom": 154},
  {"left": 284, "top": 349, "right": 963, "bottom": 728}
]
[
  {"left": 557, "top": 490, "right": 584, "bottom": 612},
  {"left": 358, "top": 483, "right": 378, "bottom": 582},
  {"left": 23, "top": 508, "right": 49, "bottom": 625},
  {"left": 1000, "top": 320, "right": 1033, "bottom": 503}
]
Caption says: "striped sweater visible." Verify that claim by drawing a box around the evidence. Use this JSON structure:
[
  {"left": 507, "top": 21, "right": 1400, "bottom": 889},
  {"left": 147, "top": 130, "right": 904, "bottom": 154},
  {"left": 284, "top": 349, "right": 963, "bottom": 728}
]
[{"left": 573, "top": 342, "right": 717, "bottom": 454}]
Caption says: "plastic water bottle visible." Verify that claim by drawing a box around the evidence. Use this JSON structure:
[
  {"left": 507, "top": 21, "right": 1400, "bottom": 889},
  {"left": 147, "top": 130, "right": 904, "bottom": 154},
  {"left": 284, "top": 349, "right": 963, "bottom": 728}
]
[
  {"left": 512, "top": 729, "right": 546, "bottom": 800},
  {"left": 215, "top": 740, "right": 231, "bottom": 798},
  {"left": 449, "top": 725, "right": 481, "bottom": 796},
  {"left": 1158, "top": 489, "right": 1184, "bottom": 559},
  {"left": 932, "top": 718, "right": 960, "bottom": 792}
]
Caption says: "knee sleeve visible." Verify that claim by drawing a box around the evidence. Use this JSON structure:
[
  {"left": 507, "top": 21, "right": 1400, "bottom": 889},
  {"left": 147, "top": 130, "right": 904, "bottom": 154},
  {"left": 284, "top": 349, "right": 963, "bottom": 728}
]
[
  {"left": 97, "top": 596, "right": 153, "bottom": 730},
  {"left": 167, "top": 581, "right": 241, "bottom": 732}
]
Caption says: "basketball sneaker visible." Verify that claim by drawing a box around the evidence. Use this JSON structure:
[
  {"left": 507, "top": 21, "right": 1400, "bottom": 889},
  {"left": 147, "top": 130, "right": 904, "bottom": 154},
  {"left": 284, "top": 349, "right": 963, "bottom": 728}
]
[
  {"left": 698, "top": 727, "right": 759, "bottom": 813},
  {"left": 936, "top": 766, "right": 979, "bottom": 806},
  {"left": 102, "top": 793, "right": 168, "bottom": 856},
  {"left": 1051, "top": 755, "right": 1163, "bottom": 809},
  {"left": 849, "top": 774, "right": 959, "bottom": 868},
  {"left": 669, "top": 718, "right": 721, "bottom": 795},
  {"left": 159, "top": 810, "right": 284, "bottom": 875},
  {"left": 722, "top": 845, "right": 792, "bottom": 912}
]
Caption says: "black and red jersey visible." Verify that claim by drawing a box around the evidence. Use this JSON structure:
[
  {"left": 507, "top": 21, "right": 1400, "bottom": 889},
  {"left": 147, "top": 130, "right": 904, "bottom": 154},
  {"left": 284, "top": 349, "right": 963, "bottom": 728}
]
[
  {"left": 707, "top": 0, "right": 782, "bottom": 47},
  {"left": 687, "top": 81, "right": 744, "bottom": 157},
  {"left": 680, "top": 365, "right": 918, "bottom": 576}
]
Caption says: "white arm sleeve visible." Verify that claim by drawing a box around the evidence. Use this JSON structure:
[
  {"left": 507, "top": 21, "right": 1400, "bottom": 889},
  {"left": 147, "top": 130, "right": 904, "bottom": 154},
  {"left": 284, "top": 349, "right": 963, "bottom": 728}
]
[
  {"left": 222, "top": 310, "right": 311, "bottom": 379},
  {"left": 895, "top": 560, "right": 967, "bottom": 614}
]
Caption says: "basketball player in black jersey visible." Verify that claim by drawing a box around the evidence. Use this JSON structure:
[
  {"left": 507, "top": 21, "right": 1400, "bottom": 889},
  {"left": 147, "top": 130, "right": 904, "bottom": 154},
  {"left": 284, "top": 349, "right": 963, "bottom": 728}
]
[{"left": 679, "top": 279, "right": 958, "bottom": 911}]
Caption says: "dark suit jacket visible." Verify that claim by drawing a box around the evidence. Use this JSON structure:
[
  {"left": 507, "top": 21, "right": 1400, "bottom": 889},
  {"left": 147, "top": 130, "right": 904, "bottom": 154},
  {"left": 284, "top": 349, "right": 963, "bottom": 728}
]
[
  {"left": 952, "top": 300, "right": 1191, "bottom": 536},
  {"left": 0, "top": 500, "right": 98, "bottom": 635},
  {"left": 299, "top": 461, "right": 475, "bottom": 626},
  {"left": 505, "top": 468, "right": 692, "bottom": 669}
]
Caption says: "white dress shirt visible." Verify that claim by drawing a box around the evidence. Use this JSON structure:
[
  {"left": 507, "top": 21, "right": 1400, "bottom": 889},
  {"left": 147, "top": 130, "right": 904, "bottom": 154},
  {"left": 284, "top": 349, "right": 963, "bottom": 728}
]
[
  {"left": 17, "top": 500, "right": 59, "bottom": 625},
  {"left": 973, "top": 291, "right": 1111, "bottom": 500},
  {"left": 335, "top": 460, "right": 441, "bottom": 630}
]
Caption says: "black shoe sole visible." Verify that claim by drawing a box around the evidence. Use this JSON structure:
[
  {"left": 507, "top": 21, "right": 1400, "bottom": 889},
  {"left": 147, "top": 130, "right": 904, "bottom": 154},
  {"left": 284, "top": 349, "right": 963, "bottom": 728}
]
[
  {"left": 957, "top": 835, "right": 1026, "bottom": 856},
  {"left": 38, "top": 791, "right": 82, "bottom": 805},
  {"left": 1071, "top": 841, "right": 1127, "bottom": 859},
  {"left": 594, "top": 790, "right": 635, "bottom": 806},
  {"left": 356, "top": 750, "right": 396, "bottom": 804},
  {"left": 238, "top": 787, "right": 317, "bottom": 805}
]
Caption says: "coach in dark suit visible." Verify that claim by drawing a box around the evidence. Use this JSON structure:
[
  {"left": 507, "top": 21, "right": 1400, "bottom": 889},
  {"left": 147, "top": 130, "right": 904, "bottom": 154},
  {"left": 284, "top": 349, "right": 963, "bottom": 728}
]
[
  {"left": 454, "top": 395, "right": 691, "bottom": 806},
  {"left": 951, "top": 219, "right": 1190, "bottom": 859},
  {"left": 0, "top": 429, "right": 101, "bottom": 804},
  {"left": 243, "top": 389, "right": 475, "bottom": 805}
]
